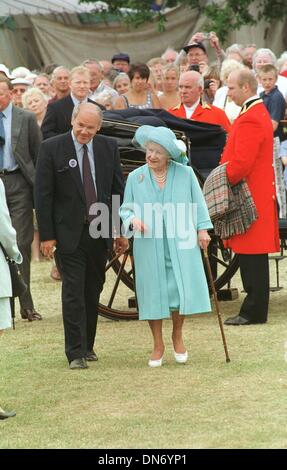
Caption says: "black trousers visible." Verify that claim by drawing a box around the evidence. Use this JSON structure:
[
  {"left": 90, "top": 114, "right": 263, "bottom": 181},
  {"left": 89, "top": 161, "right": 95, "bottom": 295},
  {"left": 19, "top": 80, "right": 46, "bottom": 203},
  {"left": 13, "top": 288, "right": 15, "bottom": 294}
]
[
  {"left": 239, "top": 254, "right": 269, "bottom": 323},
  {"left": 0, "top": 173, "right": 34, "bottom": 310},
  {"left": 56, "top": 226, "right": 108, "bottom": 363}
]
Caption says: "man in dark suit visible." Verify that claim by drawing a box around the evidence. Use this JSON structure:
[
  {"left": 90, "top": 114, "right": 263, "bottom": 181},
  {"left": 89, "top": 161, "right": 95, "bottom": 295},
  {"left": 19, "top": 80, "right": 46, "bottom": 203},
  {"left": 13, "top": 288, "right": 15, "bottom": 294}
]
[
  {"left": 41, "top": 65, "right": 105, "bottom": 140},
  {"left": 0, "top": 76, "right": 42, "bottom": 321},
  {"left": 35, "top": 103, "right": 128, "bottom": 369}
]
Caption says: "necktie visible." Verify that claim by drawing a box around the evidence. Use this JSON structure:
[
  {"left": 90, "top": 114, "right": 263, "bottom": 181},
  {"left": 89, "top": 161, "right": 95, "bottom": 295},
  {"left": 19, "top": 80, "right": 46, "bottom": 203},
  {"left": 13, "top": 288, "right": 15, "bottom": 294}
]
[
  {"left": 0, "top": 112, "right": 5, "bottom": 170},
  {"left": 82, "top": 144, "right": 97, "bottom": 222}
]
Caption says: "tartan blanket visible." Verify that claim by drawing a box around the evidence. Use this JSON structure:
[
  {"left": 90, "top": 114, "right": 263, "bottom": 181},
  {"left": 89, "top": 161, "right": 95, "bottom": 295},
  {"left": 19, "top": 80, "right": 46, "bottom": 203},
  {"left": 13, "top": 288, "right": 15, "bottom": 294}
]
[{"left": 203, "top": 163, "right": 258, "bottom": 239}]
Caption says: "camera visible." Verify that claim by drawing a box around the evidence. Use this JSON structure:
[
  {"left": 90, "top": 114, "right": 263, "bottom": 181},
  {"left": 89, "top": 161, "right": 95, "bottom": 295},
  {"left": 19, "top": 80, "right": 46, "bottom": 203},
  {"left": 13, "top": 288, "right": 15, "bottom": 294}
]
[
  {"left": 202, "top": 33, "right": 211, "bottom": 40},
  {"left": 204, "top": 79, "right": 212, "bottom": 89}
]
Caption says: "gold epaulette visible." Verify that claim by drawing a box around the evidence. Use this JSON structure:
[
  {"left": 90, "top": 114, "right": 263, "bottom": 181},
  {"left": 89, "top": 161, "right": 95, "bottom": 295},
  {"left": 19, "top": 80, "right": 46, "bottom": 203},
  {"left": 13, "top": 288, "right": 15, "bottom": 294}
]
[
  {"left": 201, "top": 101, "right": 211, "bottom": 110},
  {"left": 172, "top": 103, "right": 181, "bottom": 110}
]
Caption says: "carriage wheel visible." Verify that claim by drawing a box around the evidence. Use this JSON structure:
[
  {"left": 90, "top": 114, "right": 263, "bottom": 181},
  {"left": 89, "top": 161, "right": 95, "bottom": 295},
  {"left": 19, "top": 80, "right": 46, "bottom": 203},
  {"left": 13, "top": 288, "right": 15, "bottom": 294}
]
[
  {"left": 207, "top": 233, "right": 239, "bottom": 291},
  {"left": 98, "top": 235, "right": 240, "bottom": 321},
  {"left": 98, "top": 242, "right": 138, "bottom": 320}
]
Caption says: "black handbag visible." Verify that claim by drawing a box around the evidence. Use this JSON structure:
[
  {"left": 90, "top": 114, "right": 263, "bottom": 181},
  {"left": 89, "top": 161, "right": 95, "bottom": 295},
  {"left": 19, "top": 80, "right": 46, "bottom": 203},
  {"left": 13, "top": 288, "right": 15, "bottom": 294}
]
[{"left": 0, "top": 242, "right": 27, "bottom": 298}]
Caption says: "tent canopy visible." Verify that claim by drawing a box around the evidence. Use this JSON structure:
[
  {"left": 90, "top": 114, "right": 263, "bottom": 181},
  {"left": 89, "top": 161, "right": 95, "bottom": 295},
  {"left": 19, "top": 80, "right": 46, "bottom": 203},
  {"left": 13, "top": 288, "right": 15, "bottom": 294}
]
[
  {"left": 0, "top": 1, "right": 286, "bottom": 71},
  {"left": 0, "top": 0, "right": 94, "bottom": 15}
]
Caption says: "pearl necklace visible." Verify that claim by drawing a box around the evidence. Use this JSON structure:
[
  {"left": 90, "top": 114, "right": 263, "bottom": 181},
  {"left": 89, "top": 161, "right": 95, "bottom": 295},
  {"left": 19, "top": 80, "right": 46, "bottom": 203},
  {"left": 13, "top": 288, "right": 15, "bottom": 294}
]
[{"left": 153, "top": 170, "right": 167, "bottom": 184}]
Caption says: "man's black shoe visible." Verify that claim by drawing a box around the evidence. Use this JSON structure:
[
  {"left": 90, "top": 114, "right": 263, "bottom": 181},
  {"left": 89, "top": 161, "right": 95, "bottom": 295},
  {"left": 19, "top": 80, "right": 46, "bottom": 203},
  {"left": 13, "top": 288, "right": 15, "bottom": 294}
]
[
  {"left": 69, "top": 358, "right": 88, "bottom": 370},
  {"left": 224, "top": 315, "right": 251, "bottom": 326},
  {"left": 21, "top": 308, "right": 42, "bottom": 321},
  {"left": 86, "top": 350, "right": 98, "bottom": 362}
]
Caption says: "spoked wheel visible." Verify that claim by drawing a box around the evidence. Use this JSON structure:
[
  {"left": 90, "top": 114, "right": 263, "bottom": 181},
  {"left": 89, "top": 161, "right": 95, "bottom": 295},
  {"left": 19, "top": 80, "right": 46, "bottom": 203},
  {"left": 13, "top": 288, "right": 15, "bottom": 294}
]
[
  {"left": 98, "top": 235, "right": 240, "bottom": 321},
  {"left": 207, "top": 232, "right": 239, "bottom": 291},
  {"left": 98, "top": 241, "right": 138, "bottom": 320}
]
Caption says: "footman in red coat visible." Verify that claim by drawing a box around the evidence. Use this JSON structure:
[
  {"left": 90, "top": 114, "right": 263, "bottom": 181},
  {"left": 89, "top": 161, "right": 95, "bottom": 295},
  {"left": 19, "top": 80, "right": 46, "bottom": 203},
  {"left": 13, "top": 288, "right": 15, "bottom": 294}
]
[
  {"left": 168, "top": 71, "right": 231, "bottom": 133},
  {"left": 220, "top": 69, "right": 280, "bottom": 325}
]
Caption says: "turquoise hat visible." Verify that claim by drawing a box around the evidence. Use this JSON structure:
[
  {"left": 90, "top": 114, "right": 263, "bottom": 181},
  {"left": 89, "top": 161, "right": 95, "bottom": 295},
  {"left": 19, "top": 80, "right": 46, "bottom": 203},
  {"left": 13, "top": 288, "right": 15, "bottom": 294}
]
[{"left": 134, "top": 125, "right": 188, "bottom": 165}]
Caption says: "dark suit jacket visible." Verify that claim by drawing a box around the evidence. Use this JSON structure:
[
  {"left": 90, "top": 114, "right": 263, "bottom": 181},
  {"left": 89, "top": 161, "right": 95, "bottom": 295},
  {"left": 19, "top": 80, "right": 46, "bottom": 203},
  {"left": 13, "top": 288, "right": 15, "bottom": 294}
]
[
  {"left": 34, "top": 131, "right": 124, "bottom": 253},
  {"left": 41, "top": 95, "right": 105, "bottom": 141},
  {"left": 11, "top": 105, "right": 42, "bottom": 187}
]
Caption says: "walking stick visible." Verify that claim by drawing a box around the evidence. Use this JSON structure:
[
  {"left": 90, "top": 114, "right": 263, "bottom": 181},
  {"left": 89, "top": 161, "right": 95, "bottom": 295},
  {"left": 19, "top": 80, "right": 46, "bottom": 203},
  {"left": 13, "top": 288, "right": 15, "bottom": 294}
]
[
  {"left": 10, "top": 297, "right": 15, "bottom": 330},
  {"left": 203, "top": 249, "right": 230, "bottom": 363}
]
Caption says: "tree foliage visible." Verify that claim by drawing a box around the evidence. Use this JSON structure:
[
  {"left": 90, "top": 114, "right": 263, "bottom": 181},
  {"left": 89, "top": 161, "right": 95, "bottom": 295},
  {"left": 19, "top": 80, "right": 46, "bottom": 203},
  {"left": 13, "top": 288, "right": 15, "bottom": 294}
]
[
  {"left": 80, "top": 0, "right": 287, "bottom": 42},
  {"left": 203, "top": 0, "right": 287, "bottom": 41}
]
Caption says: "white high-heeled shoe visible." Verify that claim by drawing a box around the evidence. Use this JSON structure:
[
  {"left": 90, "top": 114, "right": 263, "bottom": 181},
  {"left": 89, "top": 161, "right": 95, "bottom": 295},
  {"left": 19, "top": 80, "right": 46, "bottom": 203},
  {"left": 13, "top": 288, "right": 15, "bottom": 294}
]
[
  {"left": 173, "top": 350, "right": 188, "bottom": 364},
  {"left": 148, "top": 356, "right": 163, "bottom": 368}
]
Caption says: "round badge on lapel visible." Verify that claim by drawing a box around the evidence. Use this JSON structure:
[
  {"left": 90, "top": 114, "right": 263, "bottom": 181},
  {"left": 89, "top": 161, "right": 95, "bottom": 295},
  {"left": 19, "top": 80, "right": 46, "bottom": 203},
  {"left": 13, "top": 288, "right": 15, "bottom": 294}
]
[{"left": 69, "top": 159, "right": 77, "bottom": 168}]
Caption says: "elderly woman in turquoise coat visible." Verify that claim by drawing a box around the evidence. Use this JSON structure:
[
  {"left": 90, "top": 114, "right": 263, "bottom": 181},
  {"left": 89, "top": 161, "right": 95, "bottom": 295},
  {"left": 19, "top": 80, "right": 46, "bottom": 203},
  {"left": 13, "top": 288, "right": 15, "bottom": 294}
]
[
  {"left": 120, "top": 125, "right": 212, "bottom": 367},
  {"left": 0, "top": 179, "right": 22, "bottom": 419}
]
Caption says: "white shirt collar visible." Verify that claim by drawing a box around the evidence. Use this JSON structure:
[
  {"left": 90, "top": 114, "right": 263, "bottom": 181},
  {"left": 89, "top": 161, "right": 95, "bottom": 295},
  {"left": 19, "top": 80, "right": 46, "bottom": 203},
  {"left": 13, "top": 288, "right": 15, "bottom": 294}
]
[
  {"left": 70, "top": 93, "right": 89, "bottom": 107},
  {"left": 183, "top": 98, "right": 200, "bottom": 118}
]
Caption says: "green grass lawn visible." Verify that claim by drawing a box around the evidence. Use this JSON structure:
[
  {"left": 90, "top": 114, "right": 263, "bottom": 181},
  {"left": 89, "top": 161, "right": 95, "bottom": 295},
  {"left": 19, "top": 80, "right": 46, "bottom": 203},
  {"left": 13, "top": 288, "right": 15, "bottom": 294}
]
[{"left": 1, "top": 258, "right": 287, "bottom": 449}]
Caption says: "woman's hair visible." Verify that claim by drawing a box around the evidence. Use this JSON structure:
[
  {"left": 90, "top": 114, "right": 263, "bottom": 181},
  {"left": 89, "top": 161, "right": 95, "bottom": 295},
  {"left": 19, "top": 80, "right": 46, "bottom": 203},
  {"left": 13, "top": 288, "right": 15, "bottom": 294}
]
[
  {"left": 144, "top": 140, "right": 169, "bottom": 157},
  {"left": 277, "top": 52, "right": 287, "bottom": 72},
  {"left": 220, "top": 59, "right": 245, "bottom": 83},
  {"left": 225, "top": 43, "right": 244, "bottom": 61},
  {"left": 147, "top": 57, "right": 166, "bottom": 68},
  {"left": 95, "top": 90, "right": 116, "bottom": 109},
  {"left": 128, "top": 63, "right": 150, "bottom": 81},
  {"left": 162, "top": 64, "right": 180, "bottom": 79},
  {"left": 161, "top": 48, "right": 178, "bottom": 62},
  {"left": 147, "top": 70, "right": 157, "bottom": 92},
  {"left": 22, "top": 87, "right": 48, "bottom": 108},
  {"left": 203, "top": 62, "right": 221, "bottom": 81},
  {"left": 252, "top": 48, "right": 277, "bottom": 69},
  {"left": 113, "top": 73, "right": 130, "bottom": 89}
]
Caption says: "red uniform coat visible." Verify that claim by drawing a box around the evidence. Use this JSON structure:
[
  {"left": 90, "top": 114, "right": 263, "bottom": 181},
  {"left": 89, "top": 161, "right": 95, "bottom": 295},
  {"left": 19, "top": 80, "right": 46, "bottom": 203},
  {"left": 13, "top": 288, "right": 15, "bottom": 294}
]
[
  {"left": 168, "top": 102, "right": 231, "bottom": 133},
  {"left": 220, "top": 100, "right": 279, "bottom": 254}
]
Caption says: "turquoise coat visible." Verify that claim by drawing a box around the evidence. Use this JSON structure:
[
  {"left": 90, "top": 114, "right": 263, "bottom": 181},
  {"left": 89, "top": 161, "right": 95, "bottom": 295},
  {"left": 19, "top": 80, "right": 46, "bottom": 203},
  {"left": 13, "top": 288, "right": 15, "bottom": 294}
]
[{"left": 120, "top": 161, "right": 213, "bottom": 320}]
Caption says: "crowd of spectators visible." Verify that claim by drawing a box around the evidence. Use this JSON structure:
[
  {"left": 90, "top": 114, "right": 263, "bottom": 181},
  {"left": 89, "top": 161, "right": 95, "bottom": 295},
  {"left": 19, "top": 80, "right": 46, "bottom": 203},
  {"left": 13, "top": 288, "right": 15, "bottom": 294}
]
[{"left": 1, "top": 31, "right": 287, "bottom": 286}]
